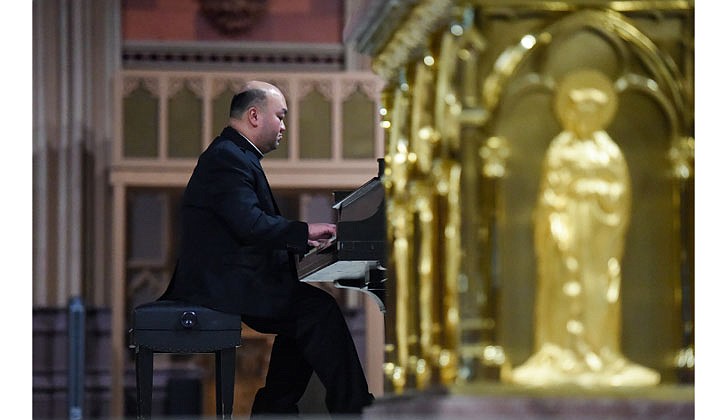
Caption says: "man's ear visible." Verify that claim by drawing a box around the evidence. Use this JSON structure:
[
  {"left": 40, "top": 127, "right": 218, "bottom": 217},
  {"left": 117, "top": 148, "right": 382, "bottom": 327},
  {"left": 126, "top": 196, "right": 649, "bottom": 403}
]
[{"left": 248, "top": 107, "right": 259, "bottom": 127}]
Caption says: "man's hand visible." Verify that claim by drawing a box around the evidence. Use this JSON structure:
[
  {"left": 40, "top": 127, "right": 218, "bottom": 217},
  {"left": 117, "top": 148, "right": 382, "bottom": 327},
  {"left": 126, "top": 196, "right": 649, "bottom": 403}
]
[{"left": 307, "top": 223, "right": 336, "bottom": 249}]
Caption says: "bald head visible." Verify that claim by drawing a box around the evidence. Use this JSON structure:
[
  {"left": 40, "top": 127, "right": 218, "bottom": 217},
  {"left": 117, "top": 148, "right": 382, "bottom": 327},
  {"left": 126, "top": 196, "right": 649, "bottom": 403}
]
[
  {"left": 244, "top": 80, "right": 279, "bottom": 93},
  {"left": 229, "top": 81, "right": 281, "bottom": 119},
  {"left": 229, "top": 81, "right": 288, "bottom": 154}
]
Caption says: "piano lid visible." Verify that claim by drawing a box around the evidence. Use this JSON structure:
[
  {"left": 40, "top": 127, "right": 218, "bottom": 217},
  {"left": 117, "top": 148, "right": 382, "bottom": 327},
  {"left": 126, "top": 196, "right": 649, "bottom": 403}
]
[
  {"left": 333, "top": 177, "right": 379, "bottom": 210},
  {"left": 333, "top": 177, "right": 384, "bottom": 223}
]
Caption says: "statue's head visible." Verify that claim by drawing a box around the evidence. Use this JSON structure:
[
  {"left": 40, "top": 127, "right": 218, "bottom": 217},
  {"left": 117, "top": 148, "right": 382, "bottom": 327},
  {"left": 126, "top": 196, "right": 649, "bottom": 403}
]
[{"left": 554, "top": 69, "right": 617, "bottom": 138}]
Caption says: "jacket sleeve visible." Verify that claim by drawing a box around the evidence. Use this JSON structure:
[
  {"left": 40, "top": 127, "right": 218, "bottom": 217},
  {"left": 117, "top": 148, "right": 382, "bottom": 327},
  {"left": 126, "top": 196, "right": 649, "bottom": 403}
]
[{"left": 203, "top": 144, "right": 309, "bottom": 253}]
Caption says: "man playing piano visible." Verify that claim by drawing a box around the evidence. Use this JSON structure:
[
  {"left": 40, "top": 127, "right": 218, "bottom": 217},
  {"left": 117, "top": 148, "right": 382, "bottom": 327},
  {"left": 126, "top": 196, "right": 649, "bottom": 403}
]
[{"left": 161, "top": 81, "right": 374, "bottom": 416}]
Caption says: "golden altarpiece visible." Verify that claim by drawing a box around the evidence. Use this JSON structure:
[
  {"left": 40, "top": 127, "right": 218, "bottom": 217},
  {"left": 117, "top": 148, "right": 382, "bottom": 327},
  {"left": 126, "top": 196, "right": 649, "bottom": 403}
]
[{"left": 346, "top": 0, "right": 694, "bottom": 413}]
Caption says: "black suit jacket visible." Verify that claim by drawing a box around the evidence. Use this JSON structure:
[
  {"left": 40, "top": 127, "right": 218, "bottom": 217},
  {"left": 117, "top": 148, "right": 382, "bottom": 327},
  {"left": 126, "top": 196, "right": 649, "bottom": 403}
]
[{"left": 161, "top": 126, "right": 309, "bottom": 317}]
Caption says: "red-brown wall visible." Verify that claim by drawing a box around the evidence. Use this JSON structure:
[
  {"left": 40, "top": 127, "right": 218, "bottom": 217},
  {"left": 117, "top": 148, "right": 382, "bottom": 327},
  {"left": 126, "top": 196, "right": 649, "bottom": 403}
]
[{"left": 123, "top": 0, "right": 343, "bottom": 43}]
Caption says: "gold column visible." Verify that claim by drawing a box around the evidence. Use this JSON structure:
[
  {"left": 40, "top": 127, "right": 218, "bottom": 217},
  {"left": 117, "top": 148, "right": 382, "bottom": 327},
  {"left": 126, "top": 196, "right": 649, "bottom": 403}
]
[
  {"left": 431, "top": 26, "right": 463, "bottom": 388},
  {"left": 453, "top": 8, "right": 512, "bottom": 383},
  {"left": 669, "top": 135, "right": 695, "bottom": 383},
  {"left": 409, "top": 59, "right": 439, "bottom": 389},
  {"left": 382, "top": 71, "right": 418, "bottom": 393}
]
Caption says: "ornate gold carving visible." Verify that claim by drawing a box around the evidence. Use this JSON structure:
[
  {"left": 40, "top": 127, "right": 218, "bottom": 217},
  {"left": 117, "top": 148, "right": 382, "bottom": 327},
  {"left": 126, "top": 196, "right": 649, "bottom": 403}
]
[
  {"left": 371, "top": 0, "right": 455, "bottom": 81},
  {"left": 383, "top": 78, "right": 417, "bottom": 393},
  {"left": 434, "top": 30, "right": 462, "bottom": 153},
  {"left": 669, "top": 136, "right": 695, "bottom": 179},
  {"left": 431, "top": 157, "right": 461, "bottom": 386},
  {"left": 409, "top": 61, "right": 438, "bottom": 389},
  {"left": 480, "top": 136, "right": 510, "bottom": 178},
  {"left": 431, "top": 28, "right": 462, "bottom": 387},
  {"left": 669, "top": 134, "right": 694, "bottom": 384},
  {"left": 482, "top": 9, "right": 690, "bottom": 132},
  {"left": 357, "top": 0, "right": 693, "bottom": 393}
]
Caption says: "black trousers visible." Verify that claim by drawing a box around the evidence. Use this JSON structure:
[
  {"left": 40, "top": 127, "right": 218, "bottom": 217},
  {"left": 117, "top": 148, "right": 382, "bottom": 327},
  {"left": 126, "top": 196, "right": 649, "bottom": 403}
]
[{"left": 242, "top": 282, "right": 373, "bottom": 416}]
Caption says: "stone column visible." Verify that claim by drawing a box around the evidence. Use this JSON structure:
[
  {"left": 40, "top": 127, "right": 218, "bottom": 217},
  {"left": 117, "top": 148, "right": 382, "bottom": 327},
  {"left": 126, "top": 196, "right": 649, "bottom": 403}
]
[{"left": 33, "top": 0, "right": 121, "bottom": 308}]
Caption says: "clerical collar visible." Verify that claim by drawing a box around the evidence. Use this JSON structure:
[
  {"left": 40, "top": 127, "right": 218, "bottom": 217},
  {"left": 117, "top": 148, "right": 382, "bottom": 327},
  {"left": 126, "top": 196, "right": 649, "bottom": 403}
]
[{"left": 236, "top": 129, "right": 264, "bottom": 158}]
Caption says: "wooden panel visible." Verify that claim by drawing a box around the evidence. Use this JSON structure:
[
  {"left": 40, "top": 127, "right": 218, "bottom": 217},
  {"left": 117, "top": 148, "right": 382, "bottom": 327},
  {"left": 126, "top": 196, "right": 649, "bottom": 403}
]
[
  {"left": 343, "top": 89, "right": 376, "bottom": 159},
  {"left": 299, "top": 89, "right": 332, "bottom": 159},
  {"left": 167, "top": 84, "right": 202, "bottom": 158},
  {"left": 124, "top": 86, "right": 159, "bottom": 158}
]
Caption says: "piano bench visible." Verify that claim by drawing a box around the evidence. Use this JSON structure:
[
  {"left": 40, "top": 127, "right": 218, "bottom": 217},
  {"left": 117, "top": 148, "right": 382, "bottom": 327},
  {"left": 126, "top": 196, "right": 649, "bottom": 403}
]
[{"left": 129, "top": 300, "right": 242, "bottom": 419}]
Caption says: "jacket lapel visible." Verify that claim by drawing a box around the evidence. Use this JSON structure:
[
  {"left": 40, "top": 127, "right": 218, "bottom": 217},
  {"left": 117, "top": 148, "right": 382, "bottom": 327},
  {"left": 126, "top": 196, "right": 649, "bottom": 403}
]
[
  {"left": 219, "top": 126, "right": 281, "bottom": 215},
  {"left": 255, "top": 164, "right": 281, "bottom": 215}
]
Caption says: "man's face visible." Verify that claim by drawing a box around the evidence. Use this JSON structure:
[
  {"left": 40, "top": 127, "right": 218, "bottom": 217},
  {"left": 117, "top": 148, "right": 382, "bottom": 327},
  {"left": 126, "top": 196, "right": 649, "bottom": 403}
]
[{"left": 258, "top": 89, "right": 288, "bottom": 154}]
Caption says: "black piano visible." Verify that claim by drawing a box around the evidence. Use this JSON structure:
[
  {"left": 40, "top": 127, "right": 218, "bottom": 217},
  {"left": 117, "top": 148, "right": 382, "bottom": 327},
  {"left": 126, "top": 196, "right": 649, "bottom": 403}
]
[{"left": 297, "top": 159, "right": 387, "bottom": 312}]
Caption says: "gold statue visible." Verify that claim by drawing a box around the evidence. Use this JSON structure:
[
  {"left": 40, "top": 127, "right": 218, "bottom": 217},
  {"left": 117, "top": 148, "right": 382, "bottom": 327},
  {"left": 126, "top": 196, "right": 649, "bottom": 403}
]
[{"left": 510, "top": 69, "right": 660, "bottom": 387}]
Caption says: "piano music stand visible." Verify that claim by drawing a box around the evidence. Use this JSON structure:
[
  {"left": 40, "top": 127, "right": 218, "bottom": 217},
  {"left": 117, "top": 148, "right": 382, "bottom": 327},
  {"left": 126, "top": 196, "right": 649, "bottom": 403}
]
[{"left": 129, "top": 300, "right": 242, "bottom": 419}]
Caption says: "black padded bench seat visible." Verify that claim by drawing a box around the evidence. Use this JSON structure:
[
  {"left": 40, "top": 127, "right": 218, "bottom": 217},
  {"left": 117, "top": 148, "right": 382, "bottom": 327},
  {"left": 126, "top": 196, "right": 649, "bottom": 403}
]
[{"left": 129, "top": 300, "right": 242, "bottom": 419}]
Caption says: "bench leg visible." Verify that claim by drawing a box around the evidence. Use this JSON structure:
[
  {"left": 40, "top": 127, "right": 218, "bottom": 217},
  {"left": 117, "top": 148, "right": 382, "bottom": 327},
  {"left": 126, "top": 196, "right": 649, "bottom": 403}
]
[
  {"left": 136, "top": 347, "right": 153, "bottom": 419},
  {"left": 215, "top": 347, "right": 236, "bottom": 418}
]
